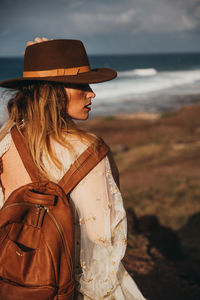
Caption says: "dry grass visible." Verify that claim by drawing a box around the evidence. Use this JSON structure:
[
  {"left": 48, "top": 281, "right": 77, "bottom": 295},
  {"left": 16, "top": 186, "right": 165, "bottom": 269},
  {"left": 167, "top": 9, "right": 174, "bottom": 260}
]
[{"left": 80, "top": 102, "right": 200, "bottom": 300}]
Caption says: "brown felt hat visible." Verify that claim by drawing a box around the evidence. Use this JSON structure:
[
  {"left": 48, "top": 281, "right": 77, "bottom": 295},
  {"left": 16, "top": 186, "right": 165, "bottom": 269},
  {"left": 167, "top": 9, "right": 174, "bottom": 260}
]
[{"left": 0, "top": 39, "right": 117, "bottom": 89}]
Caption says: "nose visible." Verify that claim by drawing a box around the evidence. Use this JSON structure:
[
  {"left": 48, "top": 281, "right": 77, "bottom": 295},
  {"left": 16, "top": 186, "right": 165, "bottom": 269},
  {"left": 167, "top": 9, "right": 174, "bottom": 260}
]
[{"left": 87, "top": 86, "right": 96, "bottom": 99}]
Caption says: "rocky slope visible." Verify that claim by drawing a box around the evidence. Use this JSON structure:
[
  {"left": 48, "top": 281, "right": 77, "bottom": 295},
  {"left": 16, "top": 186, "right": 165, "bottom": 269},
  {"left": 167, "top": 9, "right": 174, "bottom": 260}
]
[{"left": 80, "top": 103, "right": 200, "bottom": 300}]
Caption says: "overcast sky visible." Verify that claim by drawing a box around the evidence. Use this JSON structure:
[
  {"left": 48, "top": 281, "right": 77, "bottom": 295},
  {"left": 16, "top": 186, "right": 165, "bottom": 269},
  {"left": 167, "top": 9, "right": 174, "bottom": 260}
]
[{"left": 0, "top": 0, "right": 200, "bottom": 56}]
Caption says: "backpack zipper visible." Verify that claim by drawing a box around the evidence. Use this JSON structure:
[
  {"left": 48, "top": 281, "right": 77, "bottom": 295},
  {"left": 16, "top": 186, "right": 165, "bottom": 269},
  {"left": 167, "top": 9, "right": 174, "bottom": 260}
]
[
  {"left": 46, "top": 208, "right": 73, "bottom": 278},
  {"left": 2, "top": 202, "right": 73, "bottom": 279}
]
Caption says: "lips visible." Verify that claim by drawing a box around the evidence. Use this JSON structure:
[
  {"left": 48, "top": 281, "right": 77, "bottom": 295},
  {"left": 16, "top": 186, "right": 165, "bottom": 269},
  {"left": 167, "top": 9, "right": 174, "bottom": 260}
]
[{"left": 84, "top": 103, "right": 91, "bottom": 109}]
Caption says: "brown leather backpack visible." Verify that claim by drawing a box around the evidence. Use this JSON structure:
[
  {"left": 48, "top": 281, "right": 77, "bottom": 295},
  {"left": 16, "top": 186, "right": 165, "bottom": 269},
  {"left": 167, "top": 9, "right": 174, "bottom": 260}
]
[{"left": 0, "top": 126, "right": 109, "bottom": 300}]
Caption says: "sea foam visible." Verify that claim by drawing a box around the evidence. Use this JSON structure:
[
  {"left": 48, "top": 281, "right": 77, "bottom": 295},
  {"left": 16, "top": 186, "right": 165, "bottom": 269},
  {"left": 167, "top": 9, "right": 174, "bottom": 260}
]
[
  {"left": 92, "top": 69, "right": 200, "bottom": 102},
  {"left": 118, "top": 68, "right": 157, "bottom": 77}
]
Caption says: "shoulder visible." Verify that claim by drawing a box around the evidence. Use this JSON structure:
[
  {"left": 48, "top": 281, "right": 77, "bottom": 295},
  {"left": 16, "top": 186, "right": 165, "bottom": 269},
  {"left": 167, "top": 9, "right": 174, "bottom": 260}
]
[
  {"left": 62, "top": 131, "right": 108, "bottom": 157},
  {"left": 0, "top": 131, "right": 12, "bottom": 157},
  {"left": 83, "top": 131, "right": 109, "bottom": 150}
]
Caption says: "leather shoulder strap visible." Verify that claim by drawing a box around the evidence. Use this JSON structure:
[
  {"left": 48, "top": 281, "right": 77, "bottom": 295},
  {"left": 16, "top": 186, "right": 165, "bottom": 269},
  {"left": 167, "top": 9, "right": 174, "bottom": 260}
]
[
  {"left": 58, "top": 138, "right": 109, "bottom": 195},
  {"left": 11, "top": 126, "right": 46, "bottom": 182},
  {"left": 11, "top": 126, "right": 109, "bottom": 194}
]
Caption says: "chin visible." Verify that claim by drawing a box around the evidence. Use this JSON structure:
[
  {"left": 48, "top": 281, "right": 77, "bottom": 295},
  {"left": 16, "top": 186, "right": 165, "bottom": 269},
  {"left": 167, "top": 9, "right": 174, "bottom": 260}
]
[
  {"left": 84, "top": 114, "right": 89, "bottom": 120},
  {"left": 72, "top": 114, "right": 89, "bottom": 120},
  {"left": 81, "top": 116, "right": 89, "bottom": 121},
  {"left": 80, "top": 112, "right": 90, "bottom": 120}
]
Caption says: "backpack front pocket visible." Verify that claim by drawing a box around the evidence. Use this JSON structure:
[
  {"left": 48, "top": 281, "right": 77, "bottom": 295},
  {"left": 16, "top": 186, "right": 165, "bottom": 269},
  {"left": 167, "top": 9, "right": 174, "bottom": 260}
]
[
  {"left": 0, "top": 278, "right": 57, "bottom": 300},
  {"left": 0, "top": 222, "right": 55, "bottom": 286},
  {"left": 0, "top": 236, "right": 36, "bottom": 283}
]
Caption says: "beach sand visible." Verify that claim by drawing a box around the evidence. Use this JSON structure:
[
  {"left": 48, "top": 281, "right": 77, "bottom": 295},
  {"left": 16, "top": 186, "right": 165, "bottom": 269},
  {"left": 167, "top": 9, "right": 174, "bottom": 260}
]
[{"left": 79, "top": 102, "right": 200, "bottom": 300}]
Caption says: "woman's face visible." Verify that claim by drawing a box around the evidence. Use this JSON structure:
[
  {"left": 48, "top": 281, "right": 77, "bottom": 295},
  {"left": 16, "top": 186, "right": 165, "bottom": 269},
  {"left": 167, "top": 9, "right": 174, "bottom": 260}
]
[{"left": 65, "top": 84, "right": 96, "bottom": 120}]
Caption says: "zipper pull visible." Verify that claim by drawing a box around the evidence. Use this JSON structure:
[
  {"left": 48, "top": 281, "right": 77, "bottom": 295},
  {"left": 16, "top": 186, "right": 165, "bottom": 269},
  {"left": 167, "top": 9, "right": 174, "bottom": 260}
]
[{"left": 34, "top": 205, "right": 48, "bottom": 228}]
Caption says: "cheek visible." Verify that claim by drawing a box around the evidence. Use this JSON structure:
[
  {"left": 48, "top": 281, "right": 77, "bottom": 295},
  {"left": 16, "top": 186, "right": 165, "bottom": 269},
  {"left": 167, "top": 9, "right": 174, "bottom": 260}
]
[{"left": 66, "top": 90, "right": 86, "bottom": 117}]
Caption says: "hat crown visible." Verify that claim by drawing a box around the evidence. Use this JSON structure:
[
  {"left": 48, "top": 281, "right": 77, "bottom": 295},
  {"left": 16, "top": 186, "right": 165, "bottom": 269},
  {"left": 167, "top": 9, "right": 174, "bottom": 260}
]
[
  {"left": 24, "top": 39, "right": 90, "bottom": 72},
  {"left": 0, "top": 39, "right": 117, "bottom": 88}
]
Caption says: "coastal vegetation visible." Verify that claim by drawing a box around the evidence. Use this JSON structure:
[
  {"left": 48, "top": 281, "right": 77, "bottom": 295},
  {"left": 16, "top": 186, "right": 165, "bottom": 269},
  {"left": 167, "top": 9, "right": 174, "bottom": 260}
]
[{"left": 81, "top": 102, "right": 200, "bottom": 300}]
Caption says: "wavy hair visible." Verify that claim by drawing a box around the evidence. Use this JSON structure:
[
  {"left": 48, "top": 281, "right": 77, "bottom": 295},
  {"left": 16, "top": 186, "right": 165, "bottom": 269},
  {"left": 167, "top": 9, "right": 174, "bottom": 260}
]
[{"left": 0, "top": 82, "right": 98, "bottom": 178}]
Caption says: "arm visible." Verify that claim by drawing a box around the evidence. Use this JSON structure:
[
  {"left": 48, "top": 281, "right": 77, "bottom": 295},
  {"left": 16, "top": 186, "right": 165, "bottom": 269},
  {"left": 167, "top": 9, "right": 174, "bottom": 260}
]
[{"left": 70, "top": 156, "right": 127, "bottom": 298}]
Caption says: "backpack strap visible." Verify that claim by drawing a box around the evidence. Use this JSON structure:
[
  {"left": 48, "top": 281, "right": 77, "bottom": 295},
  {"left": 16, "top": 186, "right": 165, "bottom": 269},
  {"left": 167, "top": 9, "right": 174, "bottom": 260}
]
[
  {"left": 58, "top": 138, "right": 109, "bottom": 195},
  {"left": 11, "top": 126, "right": 110, "bottom": 194},
  {"left": 11, "top": 126, "right": 47, "bottom": 182}
]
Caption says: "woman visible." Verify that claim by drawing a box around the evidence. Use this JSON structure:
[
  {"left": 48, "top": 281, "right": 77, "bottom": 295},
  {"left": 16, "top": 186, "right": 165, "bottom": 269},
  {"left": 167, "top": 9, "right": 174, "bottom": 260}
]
[{"left": 0, "top": 38, "right": 146, "bottom": 299}]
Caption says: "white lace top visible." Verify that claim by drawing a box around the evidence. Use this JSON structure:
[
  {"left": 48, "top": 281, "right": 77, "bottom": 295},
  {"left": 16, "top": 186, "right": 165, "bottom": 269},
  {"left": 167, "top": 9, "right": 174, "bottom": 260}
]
[{"left": 0, "top": 132, "right": 146, "bottom": 300}]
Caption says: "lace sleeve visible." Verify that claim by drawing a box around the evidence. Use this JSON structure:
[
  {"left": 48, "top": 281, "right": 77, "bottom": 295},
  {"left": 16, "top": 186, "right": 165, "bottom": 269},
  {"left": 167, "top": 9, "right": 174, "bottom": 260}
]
[
  {"left": 0, "top": 132, "right": 12, "bottom": 208},
  {"left": 70, "top": 156, "right": 127, "bottom": 299}
]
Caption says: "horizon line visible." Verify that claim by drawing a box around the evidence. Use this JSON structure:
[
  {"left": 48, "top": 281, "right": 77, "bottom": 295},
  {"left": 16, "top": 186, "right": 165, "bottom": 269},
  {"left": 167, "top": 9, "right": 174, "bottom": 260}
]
[{"left": 0, "top": 50, "right": 200, "bottom": 59}]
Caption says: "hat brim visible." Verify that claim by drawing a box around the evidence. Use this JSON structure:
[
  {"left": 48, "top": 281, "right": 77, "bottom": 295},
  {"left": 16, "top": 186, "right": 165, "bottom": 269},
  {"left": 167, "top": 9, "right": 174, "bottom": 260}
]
[{"left": 0, "top": 68, "right": 117, "bottom": 89}]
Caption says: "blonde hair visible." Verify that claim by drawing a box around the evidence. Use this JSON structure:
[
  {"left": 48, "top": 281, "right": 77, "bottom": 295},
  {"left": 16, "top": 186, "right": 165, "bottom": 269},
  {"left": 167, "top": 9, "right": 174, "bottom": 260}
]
[{"left": 0, "top": 82, "right": 98, "bottom": 177}]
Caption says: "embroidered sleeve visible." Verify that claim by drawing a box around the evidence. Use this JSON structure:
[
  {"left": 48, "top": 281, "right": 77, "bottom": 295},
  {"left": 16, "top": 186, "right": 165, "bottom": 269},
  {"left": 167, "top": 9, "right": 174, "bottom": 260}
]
[
  {"left": 70, "top": 155, "right": 146, "bottom": 300},
  {"left": 0, "top": 132, "right": 12, "bottom": 208},
  {"left": 70, "top": 156, "right": 127, "bottom": 298}
]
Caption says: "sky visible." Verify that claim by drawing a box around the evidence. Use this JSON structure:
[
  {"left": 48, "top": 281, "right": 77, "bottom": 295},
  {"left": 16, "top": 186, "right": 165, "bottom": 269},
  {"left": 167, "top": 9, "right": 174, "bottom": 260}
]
[{"left": 0, "top": 0, "right": 200, "bottom": 56}]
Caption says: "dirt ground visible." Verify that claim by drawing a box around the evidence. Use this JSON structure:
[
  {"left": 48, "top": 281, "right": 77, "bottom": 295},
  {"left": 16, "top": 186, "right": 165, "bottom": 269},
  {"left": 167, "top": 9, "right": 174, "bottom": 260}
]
[{"left": 79, "top": 103, "right": 200, "bottom": 300}]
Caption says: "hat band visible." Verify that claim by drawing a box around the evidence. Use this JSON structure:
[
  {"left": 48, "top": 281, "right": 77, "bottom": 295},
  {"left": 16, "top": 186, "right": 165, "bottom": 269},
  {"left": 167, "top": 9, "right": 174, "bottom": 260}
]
[{"left": 23, "top": 66, "right": 90, "bottom": 78}]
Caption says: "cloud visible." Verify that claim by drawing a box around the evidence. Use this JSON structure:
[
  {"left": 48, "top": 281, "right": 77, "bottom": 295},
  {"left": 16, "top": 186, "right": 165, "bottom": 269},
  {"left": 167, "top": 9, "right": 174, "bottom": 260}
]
[
  {"left": 66, "top": 9, "right": 136, "bottom": 36},
  {"left": 1, "top": 0, "right": 200, "bottom": 37},
  {"left": 127, "top": 0, "right": 200, "bottom": 34},
  {"left": 0, "top": 0, "right": 200, "bottom": 55}
]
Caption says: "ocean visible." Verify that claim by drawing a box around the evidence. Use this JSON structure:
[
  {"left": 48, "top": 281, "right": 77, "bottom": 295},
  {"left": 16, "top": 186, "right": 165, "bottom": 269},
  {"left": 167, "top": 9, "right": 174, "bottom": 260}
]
[{"left": 0, "top": 53, "right": 200, "bottom": 122}]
